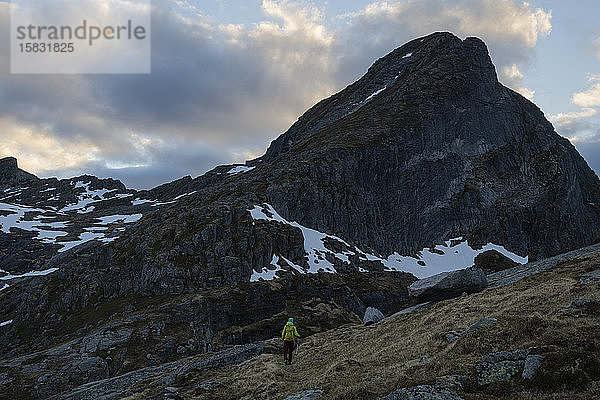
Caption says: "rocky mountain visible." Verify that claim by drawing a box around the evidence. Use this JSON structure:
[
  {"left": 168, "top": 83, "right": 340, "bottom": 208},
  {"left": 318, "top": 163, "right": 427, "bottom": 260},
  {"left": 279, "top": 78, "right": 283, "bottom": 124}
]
[{"left": 1, "top": 32, "right": 600, "bottom": 399}]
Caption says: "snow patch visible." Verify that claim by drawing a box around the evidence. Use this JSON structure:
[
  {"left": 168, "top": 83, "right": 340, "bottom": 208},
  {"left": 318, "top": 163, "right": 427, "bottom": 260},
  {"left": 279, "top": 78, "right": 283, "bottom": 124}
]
[
  {"left": 380, "top": 239, "right": 528, "bottom": 279},
  {"left": 402, "top": 52, "right": 412, "bottom": 58},
  {"left": 0, "top": 320, "right": 12, "bottom": 327},
  {"left": 151, "top": 200, "right": 177, "bottom": 207},
  {"left": 250, "top": 254, "right": 285, "bottom": 282},
  {"left": 249, "top": 203, "right": 528, "bottom": 279},
  {"left": 58, "top": 231, "right": 105, "bottom": 252},
  {"left": 228, "top": 165, "right": 255, "bottom": 175},
  {"left": 363, "top": 87, "right": 387, "bottom": 103},
  {"left": 173, "top": 191, "right": 197, "bottom": 201},
  {"left": 250, "top": 204, "right": 362, "bottom": 274},
  {"left": 0, "top": 267, "right": 59, "bottom": 281},
  {"left": 56, "top": 214, "right": 142, "bottom": 251},
  {"left": 61, "top": 182, "right": 117, "bottom": 212},
  {"left": 36, "top": 229, "right": 69, "bottom": 243},
  {"left": 0, "top": 202, "right": 45, "bottom": 233},
  {"left": 132, "top": 198, "right": 155, "bottom": 206},
  {"left": 96, "top": 214, "right": 143, "bottom": 224}
]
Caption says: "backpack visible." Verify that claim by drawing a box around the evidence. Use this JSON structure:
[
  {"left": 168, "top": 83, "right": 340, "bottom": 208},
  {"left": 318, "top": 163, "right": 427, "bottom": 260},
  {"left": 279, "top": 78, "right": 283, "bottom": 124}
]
[{"left": 283, "top": 324, "right": 296, "bottom": 340}]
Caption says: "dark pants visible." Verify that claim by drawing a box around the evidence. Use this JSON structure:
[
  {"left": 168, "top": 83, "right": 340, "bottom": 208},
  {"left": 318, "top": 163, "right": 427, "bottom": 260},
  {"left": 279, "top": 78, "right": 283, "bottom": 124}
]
[{"left": 283, "top": 340, "right": 295, "bottom": 364}]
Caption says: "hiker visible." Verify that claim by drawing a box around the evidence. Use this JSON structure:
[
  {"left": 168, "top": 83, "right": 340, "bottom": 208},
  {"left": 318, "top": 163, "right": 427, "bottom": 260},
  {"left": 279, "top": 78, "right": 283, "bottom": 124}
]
[{"left": 281, "top": 317, "right": 300, "bottom": 365}]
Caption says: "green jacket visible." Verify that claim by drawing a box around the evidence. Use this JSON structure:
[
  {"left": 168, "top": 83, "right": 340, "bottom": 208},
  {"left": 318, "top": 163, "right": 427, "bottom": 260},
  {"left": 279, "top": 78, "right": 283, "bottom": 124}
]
[{"left": 281, "top": 321, "right": 299, "bottom": 341}]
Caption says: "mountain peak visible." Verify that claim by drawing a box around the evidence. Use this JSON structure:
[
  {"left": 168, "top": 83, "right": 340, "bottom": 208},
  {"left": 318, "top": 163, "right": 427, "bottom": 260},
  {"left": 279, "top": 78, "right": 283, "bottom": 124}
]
[
  {"left": 0, "top": 156, "right": 18, "bottom": 169},
  {"left": 261, "top": 33, "right": 498, "bottom": 162},
  {"left": 0, "top": 156, "right": 38, "bottom": 186}
]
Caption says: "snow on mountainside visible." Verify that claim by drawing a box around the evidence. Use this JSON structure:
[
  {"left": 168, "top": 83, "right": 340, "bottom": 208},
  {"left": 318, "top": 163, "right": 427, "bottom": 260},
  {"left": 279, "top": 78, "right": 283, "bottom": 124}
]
[
  {"left": 0, "top": 159, "right": 238, "bottom": 280},
  {"left": 249, "top": 203, "right": 527, "bottom": 280}
]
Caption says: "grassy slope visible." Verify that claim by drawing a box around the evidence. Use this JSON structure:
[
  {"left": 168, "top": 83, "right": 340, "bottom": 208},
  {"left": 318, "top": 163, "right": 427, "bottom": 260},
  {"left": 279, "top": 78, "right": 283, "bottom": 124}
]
[{"left": 127, "top": 251, "right": 600, "bottom": 400}]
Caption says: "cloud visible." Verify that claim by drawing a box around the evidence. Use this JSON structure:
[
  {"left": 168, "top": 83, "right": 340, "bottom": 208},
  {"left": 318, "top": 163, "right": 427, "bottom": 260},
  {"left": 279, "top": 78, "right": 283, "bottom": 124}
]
[
  {"left": 0, "top": 116, "right": 100, "bottom": 173},
  {"left": 549, "top": 108, "right": 598, "bottom": 127},
  {"left": 550, "top": 73, "right": 600, "bottom": 159},
  {"left": 501, "top": 64, "right": 535, "bottom": 100},
  {"left": 556, "top": 117, "right": 600, "bottom": 147},
  {"left": 1, "top": 0, "right": 554, "bottom": 188},
  {"left": 1, "top": 0, "right": 336, "bottom": 187},
  {"left": 335, "top": 0, "right": 551, "bottom": 93},
  {"left": 572, "top": 75, "right": 600, "bottom": 108}
]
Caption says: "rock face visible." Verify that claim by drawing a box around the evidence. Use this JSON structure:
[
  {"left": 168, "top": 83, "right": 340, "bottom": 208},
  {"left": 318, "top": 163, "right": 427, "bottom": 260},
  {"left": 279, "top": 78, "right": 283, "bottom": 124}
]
[
  {"left": 474, "top": 250, "right": 519, "bottom": 274},
  {"left": 259, "top": 32, "right": 600, "bottom": 261},
  {"left": 408, "top": 267, "right": 487, "bottom": 301},
  {"left": 0, "top": 156, "right": 38, "bottom": 186}
]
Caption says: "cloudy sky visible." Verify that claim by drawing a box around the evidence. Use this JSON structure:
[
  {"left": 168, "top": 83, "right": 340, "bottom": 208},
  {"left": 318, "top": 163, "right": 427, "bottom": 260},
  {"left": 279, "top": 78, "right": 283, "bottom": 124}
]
[{"left": 1, "top": 0, "right": 599, "bottom": 189}]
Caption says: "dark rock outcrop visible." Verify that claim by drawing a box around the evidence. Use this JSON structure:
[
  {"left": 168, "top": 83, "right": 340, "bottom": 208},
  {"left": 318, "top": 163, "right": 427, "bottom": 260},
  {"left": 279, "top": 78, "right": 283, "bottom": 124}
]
[
  {"left": 0, "top": 156, "right": 38, "bottom": 186},
  {"left": 476, "top": 349, "right": 530, "bottom": 386},
  {"left": 474, "top": 250, "right": 519, "bottom": 274},
  {"left": 408, "top": 267, "right": 487, "bottom": 301}
]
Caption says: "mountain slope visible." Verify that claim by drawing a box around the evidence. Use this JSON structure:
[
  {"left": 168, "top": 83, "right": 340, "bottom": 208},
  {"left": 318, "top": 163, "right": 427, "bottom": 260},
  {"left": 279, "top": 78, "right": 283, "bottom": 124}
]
[
  {"left": 156, "top": 245, "right": 600, "bottom": 400},
  {"left": 5, "top": 241, "right": 598, "bottom": 400}
]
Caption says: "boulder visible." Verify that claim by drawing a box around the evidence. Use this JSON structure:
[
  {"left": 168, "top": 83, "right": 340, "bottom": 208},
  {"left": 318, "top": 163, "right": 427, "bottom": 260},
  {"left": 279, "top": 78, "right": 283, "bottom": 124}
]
[
  {"left": 363, "top": 306, "right": 385, "bottom": 326},
  {"left": 474, "top": 250, "right": 518, "bottom": 274},
  {"left": 462, "top": 317, "right": 498, "bottom": 335},
  {"left": 408, "top": 268, "right": 487, "bottom": 302},
  {"left": 380, "top": 385, "right": 464, "bottom": 400},
  {"left": 476, "top": 349, "right": 530, "bottom": 386},
  {"left": 445, "top": 316, "right": 498, "bottom": 343},
  {"left": 522, "top": 355, "right": 544, "bottom": 380},
  {"left": 444, "top": 332, "right": 462, "bottom": 344}
]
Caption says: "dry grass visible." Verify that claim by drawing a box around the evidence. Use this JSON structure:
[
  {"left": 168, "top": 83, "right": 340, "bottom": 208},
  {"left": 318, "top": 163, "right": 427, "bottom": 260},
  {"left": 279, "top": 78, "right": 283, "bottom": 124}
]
[{"left": 159, "top": 254, "right": 600, "bottom": 399}]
